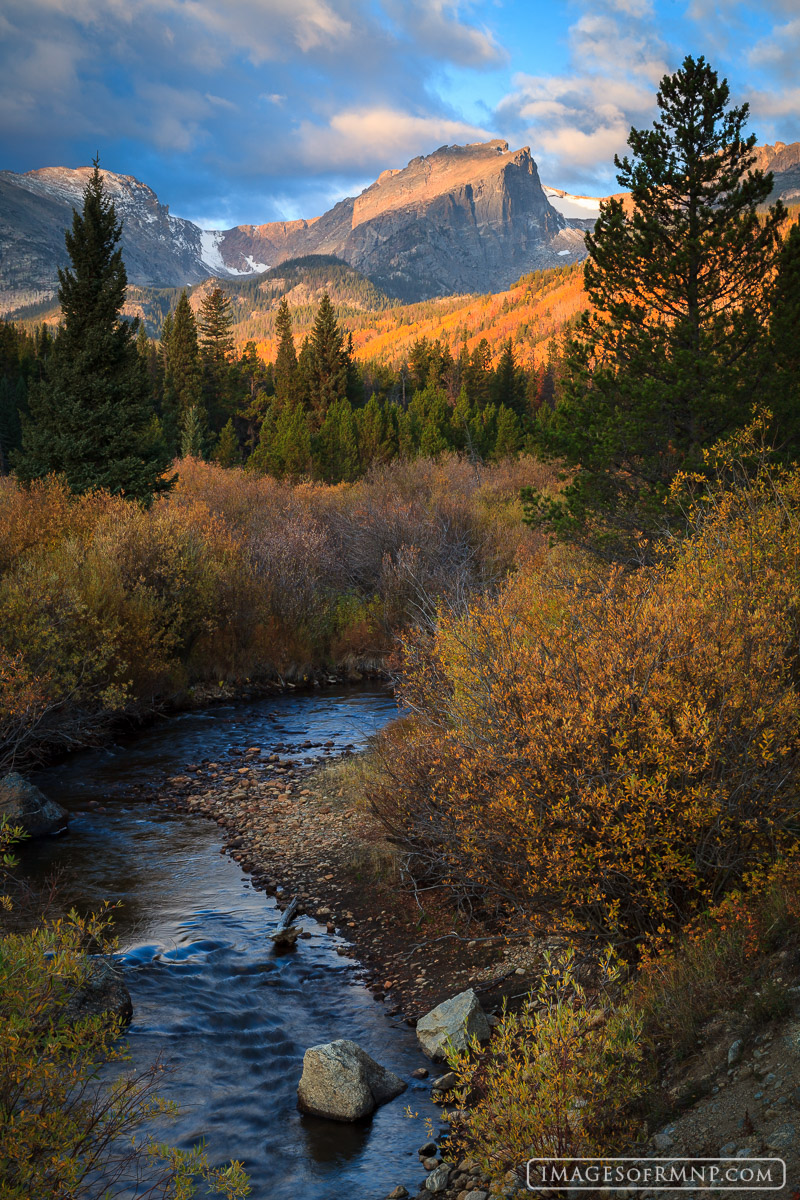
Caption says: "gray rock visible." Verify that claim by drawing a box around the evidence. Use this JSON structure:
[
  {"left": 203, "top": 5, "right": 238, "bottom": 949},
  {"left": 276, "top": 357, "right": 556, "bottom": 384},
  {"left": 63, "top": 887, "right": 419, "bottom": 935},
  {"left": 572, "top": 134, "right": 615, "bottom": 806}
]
[
  {"left": 387, "top": 1188, "right": 409, "bottom": 1199},
  {"left": 727, "top": 1039, "right": 744, "bottom": 1067},
  {"left": 765, "top": 1122, "right": 796, "bottom": 1152},
  {"left": 0, "top": 772, "right": 68, "bottom": 837},
  {"left": 719, "top": 1142, "right": 737, "bottom": 1156},
  {"left": 62, "top": 959, "right": 133, "bottom": 1026},
  {"left": 425, "top": 1163, "right": 452, "bottom": 1193},
  {"left": 297, "top": 1038, "right": 406, "bottom": 1121},
  {"left": 464, "top": 1191, "right": 488, "bottom": 1200},
  {"left": 416, "top": 989, "right": 490, "bottom": 1060},
  {"left": 431, "top": 1071, "right": 458, "bottom": 1091},
  {"left": 651, "top": 1132, "right": 673, "bottom": 1151}
]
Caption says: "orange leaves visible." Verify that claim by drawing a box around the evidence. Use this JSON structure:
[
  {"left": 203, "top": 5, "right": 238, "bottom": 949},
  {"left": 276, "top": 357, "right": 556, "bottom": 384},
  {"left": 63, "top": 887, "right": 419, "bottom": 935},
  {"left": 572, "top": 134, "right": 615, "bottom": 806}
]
[{"left": 373, "top": 450, "right": 800, "bottom": 950}]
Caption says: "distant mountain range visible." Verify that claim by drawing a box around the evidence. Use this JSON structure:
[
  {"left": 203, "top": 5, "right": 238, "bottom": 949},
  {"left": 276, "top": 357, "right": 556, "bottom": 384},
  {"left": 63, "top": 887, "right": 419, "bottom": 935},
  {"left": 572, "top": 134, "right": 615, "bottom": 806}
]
[{"left": 1, "top": 138, "right": 798, "bottom": 317}]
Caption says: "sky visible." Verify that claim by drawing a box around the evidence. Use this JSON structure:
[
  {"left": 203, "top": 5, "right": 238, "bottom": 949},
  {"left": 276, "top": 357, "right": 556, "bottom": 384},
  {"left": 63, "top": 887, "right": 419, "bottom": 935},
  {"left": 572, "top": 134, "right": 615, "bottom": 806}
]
[{"left": 1, "top": 0, "right": 798, "bottom": 229}]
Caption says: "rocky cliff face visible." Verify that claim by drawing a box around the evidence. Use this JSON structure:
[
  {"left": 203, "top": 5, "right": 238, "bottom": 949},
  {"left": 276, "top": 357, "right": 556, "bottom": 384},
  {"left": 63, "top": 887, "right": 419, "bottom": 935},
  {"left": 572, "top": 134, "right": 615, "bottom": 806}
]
[
  {"left": 2, "top": 137, "right": 796, "bottom": 315},
  {"left": 0, "top": 166, "right": 268, "bottom": 315},
  {"left": 753, "top": 141, "right": 800, "bottom": 206},
  {"left": 226, "top": 141, "right": 582, "bottom": 300},
  {"left": 0, "top": 143, "right": 580, "bottom": 312}
]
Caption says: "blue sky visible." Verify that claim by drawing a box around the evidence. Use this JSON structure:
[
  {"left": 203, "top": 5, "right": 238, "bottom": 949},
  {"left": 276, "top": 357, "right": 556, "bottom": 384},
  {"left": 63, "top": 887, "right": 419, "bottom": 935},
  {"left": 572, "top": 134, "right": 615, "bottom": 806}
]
[{"left": 1, "top": 1, "right": 797, "bottom": 229}]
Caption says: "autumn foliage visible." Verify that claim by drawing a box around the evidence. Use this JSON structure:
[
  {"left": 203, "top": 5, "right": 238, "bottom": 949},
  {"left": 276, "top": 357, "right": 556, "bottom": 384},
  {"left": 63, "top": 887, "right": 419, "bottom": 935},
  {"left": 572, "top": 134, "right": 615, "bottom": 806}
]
[
  {"left": 0, "top": 455, "right": 549, "bottom": 769},
  {"left": 372, "top": 422, "right": 800, "bottom": 949}
]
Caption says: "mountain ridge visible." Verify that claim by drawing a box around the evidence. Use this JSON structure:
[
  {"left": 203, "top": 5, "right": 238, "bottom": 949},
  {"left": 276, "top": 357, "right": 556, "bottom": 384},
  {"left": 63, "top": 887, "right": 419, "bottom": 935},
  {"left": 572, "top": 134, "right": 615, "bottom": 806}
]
[{"left": 1, "top": 138, "right": 797, "bottom": 316}]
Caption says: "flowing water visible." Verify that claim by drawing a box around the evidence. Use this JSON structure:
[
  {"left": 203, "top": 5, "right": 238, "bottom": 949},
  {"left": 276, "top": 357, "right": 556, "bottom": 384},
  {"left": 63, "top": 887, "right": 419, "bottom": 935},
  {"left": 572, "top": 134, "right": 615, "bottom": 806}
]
[{"left": 18, "top": 688, "right": 438, "bottom": 1200}]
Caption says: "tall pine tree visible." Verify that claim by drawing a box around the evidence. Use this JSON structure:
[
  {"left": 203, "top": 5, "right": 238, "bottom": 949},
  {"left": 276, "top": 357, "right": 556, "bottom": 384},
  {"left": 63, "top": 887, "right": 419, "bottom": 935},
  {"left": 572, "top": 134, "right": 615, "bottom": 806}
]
[
  {"left": 16, "top": 161, "right": 171, "bottom": 500},
  {"left": 529, "top": 56, "right": 786, "bottom": 556},
  {"left": 198, "top": 285, "right": 235, "bottom": 429},
  {"left": 273, "top": 297, "right": 300, "bottom": 409},
  {"left": 308, "top": 293, "right": 348, "bottom": 422}
]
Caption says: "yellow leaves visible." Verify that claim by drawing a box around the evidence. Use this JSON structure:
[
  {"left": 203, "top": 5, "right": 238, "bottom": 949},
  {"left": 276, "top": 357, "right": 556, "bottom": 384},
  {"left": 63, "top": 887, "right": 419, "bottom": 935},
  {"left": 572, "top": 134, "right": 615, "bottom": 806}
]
[{"left": 373, "top": 452, "right": 800, "bottom": 948}]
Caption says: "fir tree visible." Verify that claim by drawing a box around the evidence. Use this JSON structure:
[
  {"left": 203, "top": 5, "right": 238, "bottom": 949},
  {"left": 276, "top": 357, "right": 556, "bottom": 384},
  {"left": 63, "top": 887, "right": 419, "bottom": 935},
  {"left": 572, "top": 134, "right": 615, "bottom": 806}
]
[
  {"left": 16, "top": 161, "right": 171, "bottom": 500},
  {"left": 308, "top": 293, "right": 348, "bottom": 421},
  {"left": 214, "top": 418, "right": 241, "bottom": 467},
  {"left": 494, "top": 404, "right": 523, "bottom": 457},
  {"left": 529, "top": 56, "right": 786, "bottom": 555},
  {"left": 314, "top": 397, "right": 360, "bottom": 482},
  {"left": 273, "top": 298, "right": 299, "bottom": 409},
  {"left": 198, "top": 285, "right": 235, "bottom": 427},
  {"left": 492, "top": 339, "right": 525, "bottom": 419},
  {"left": 169, "top": 292, "right": 203, "bottom": 414},
  {"left": 180, "top": 405, "right": 206, "bottom": 459},
  {"left": 768, "top": 221, "right": 800, "bottom": 456}
]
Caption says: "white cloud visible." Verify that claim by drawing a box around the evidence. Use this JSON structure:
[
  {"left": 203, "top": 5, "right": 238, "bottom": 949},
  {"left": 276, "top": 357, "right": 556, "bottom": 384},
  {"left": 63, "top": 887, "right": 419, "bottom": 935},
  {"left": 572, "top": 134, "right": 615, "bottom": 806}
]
[
  {"left": 494, "top": 1, "right": 667, "bottom": 192},
  {"left": 296, "top": 106, "right": 493, "bottom": 169}
]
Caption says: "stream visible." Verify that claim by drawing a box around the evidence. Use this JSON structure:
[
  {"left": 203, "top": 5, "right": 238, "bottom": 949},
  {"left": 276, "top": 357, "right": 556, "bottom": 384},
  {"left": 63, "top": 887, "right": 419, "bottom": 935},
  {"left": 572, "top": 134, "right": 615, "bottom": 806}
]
[{"left": 18, "top": 687, "right": 438, "bottom": 1200}]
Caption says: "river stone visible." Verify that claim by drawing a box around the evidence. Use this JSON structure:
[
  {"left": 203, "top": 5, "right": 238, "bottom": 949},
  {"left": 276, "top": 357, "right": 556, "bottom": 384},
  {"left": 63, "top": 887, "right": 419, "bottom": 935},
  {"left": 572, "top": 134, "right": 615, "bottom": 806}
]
[
  {"left": 425, "top": 1163, "right": 452, "bottom": 1192},
  {"left": 416, "top": 989, "right": 490, "bottom": 1060},
  {"left": 297, "top": 1038, "right": 407, "bottom": 1121},
  {"left": 0, "top": 772, "right": 68, "bottom": 837}
]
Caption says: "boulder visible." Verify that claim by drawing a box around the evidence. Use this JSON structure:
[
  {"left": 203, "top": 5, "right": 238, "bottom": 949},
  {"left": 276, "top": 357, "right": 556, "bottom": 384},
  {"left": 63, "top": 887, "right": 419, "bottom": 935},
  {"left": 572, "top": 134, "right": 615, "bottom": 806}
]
[
  {"left": 425, "top": 1163, "right": 452, "bottom": 1193},
  {"left": 0, "top": 772, "right": 68, "bottom": 838},
  {"left": 62, "top": 959, "right": 133, "bottom": 1026},
  {"left": 297, "top": 1038, "right": 406, "bottom": 1121},
  {"left": 416, "top": 989, "right": 490, "bottom": 1060}
]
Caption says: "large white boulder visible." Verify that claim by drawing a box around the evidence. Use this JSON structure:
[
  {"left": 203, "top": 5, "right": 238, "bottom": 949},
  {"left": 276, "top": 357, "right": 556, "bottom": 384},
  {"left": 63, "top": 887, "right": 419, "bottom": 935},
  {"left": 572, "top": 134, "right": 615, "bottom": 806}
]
[
  {"left": 416, "top": 988, "right": 490, "bottom": 1060},
  {"left": 297, "top": 1038, "right": 407, "bottom": 1121}
]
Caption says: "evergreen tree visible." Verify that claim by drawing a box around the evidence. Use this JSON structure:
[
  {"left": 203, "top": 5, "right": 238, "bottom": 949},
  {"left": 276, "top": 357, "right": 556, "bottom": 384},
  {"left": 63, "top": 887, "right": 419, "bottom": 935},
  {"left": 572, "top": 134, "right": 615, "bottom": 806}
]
[
  {"left": 308, "top": 293, "right": 348, "bottom": 421},
  {"left": 494, "top": 404, "right": 523, "bottom": 457},
  {"left": 314, "top": 397, "right": 360, "bottom": 482},
  {"left": 198, "top": 285, "right": 235, "bottom": 428},
  {"left": 529, "top": 56, "right": 785, "bottom": 555},
  {"left": 768, "top": 221, "right": 800, "bottom": 455},
  {"left": 273, "top": 298, "right": 299, "bottom": 409},
  {"left": 16, "top": 161, "right": 171, "bottom": 500},
  {"left": 492, "top": 339, "right": 525, "bottom": 419},
  {"left": 214, "top": 418, "right": 241, "bottom": 467},
  {"left": 180, "top": 405, "right": 206, "bottom": 458},
  {"left": 169, "top": 292, "right": 203, "bottom": 414}
]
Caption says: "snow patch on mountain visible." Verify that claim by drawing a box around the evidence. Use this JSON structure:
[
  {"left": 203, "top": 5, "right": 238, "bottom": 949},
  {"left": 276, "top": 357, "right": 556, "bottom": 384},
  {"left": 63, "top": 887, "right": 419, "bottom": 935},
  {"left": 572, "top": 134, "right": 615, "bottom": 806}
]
[
  {"left": 544, "top": 187, "right": 602, "bottom": 219},
  {"left": 198, "top": 230, "right": 268, "bottom": 277}
]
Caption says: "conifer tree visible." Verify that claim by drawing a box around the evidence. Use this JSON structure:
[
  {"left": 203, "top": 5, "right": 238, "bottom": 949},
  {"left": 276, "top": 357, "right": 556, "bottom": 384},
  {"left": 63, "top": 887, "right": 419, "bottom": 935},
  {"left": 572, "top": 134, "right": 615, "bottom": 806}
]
[
  {"left": 16, "top": 161, "right": 171, "bottom": 500},
  {"left": 273, "top": 298, "right": 299, "bottom": 409},
  {"left": 314, "top": 396, "right": 360, "bottom": 482},
  {"left": 198, "top": 285, "right": 235, "bottom": 427},
  {"left": 528, "top": 56, "right": 786, "bottom": 555},
  {"left": 492, "top": 339, "right": 525, "bottom": 419},
  {"left": 494, "top": 404, "right": 523, "bottom": 457},
  {"left": 169, "top": 292, "right": 203, "bottom": 414},
  {"left": 214, "top": 418, "right": 241, "bottom": 467},
  {"left": 768, "top": 221, "right": 800, "bottom": 454},
  {"left": 308, "top": 293, "right": 348, "bottom": 421},
  {"left": 180, "top": 405, "right": 206, "bottom": 458}
]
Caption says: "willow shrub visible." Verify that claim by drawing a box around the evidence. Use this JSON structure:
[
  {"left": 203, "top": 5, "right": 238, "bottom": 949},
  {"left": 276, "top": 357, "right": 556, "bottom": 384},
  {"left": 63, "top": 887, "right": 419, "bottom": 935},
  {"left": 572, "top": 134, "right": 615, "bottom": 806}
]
[
  {"left": 372, "top": 430, "right": 800, "bottom": 949},
  {"left": 0, "top": 457, "right": 549, "bottom": 768},
  {"left": 442, "top": 951, "right": 648, "bottom": 1176}
]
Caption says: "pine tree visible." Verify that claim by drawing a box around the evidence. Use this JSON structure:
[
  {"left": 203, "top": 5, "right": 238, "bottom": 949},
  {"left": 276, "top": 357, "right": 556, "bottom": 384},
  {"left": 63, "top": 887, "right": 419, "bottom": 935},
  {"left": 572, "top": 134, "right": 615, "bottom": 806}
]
[
  {"left": 314, "top": 397, "right": 360, "bottom": 482},
  {"left": 180, "top": 405, "right": 206, "bottom": 459},
  {"left": 273, "top": 298, "right": 299, "bottom": 409},
  {"left": 16, "top": 161, "right": 171, "bottom": 500},
  {"left": 169, "top": 292, "right": 203, "bottom": 414},
  {"left": 308, "top": 293, "right": 348, "bottom": 422},
  {"left": 529, "top": 56, "right": 786, "bottom": 555},
  {"left": 768, "top": 221, "right": 800, "bottom": 455},
  {"left": 214, "top": 418, "right": 241, "bottom": 467},
  {"left": 494, "top": 404, "right": 523, "bottom": 457},
  {"left": 198, "top": 285, "right": 235, "bottom": 428},
  {"left": 492, "top": 339, "right": 525, "bottom": 419}
]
